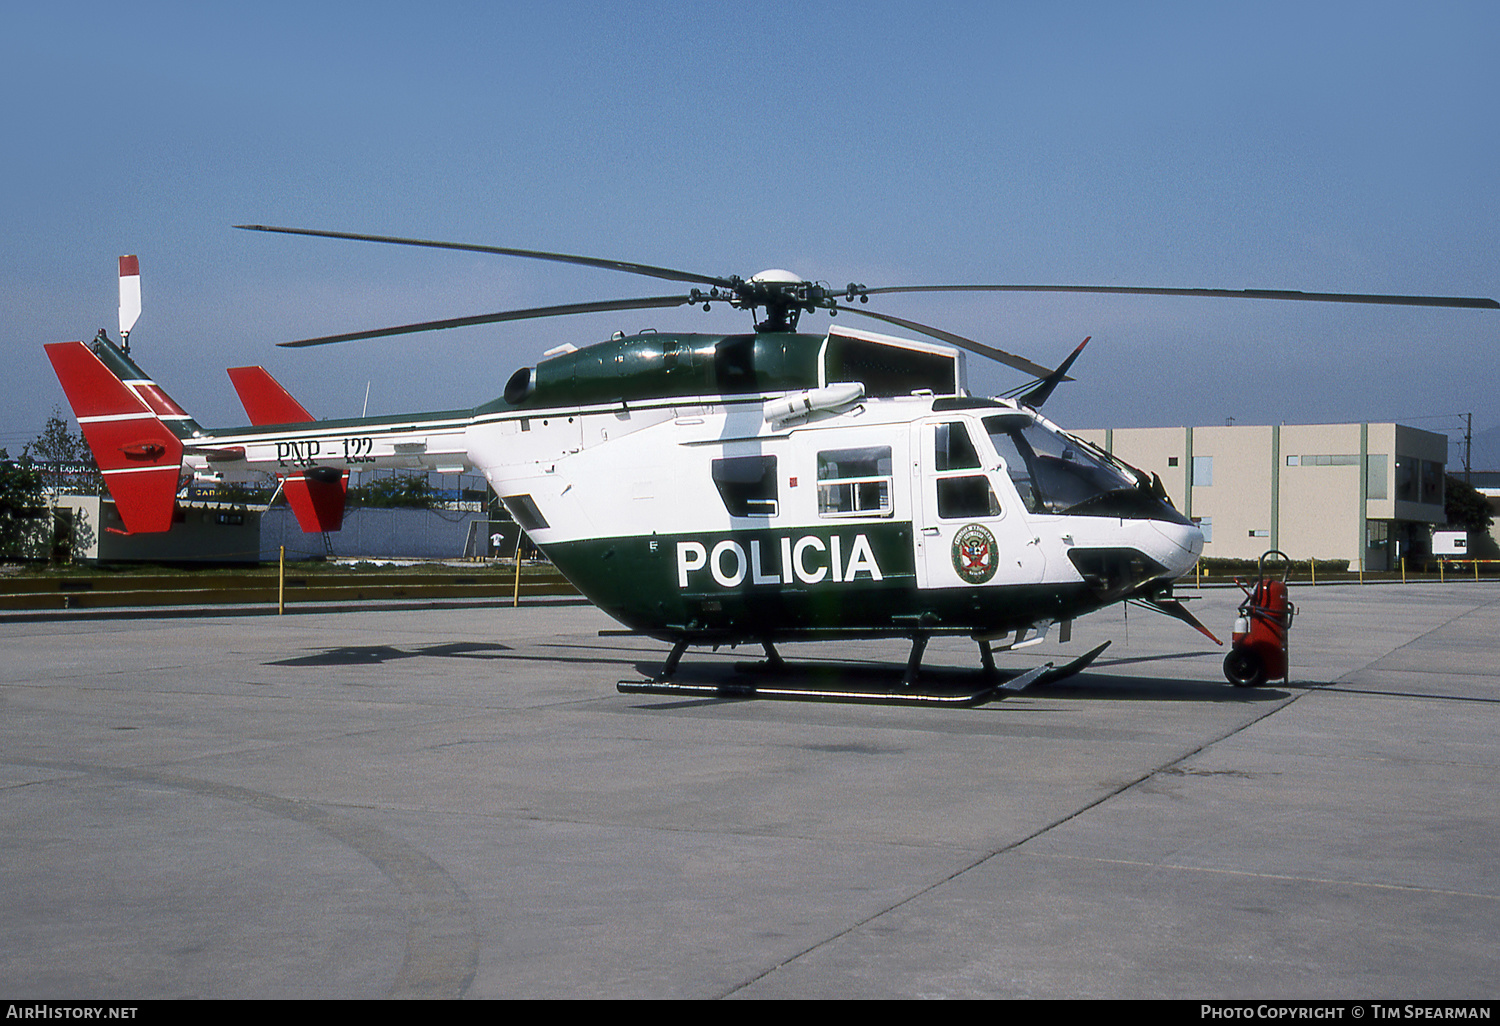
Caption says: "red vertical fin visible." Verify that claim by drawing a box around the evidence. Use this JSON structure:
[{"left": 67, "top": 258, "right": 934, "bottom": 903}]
[
  {"left": 226, "top": 366, "right": 315, "bottom": 424},
  {"left": 225, "top": 367, "right": 346, "bottom": 533},
  {"left": 44, "top": 341, "right": 184, "bottom": 534},
  {"left": 283, "top": 470, "right": 349, "bottom": 533}
]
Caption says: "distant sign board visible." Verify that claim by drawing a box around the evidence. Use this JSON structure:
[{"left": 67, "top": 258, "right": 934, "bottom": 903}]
[{"left": 1433, "top": 531, "right": 1468, "bottom": 556}]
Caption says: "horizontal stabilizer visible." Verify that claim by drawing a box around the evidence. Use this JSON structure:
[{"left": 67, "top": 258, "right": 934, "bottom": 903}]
[
  {"left": 183, "top": 444, "right": 248, "bottom": 463},
  {"left": 44, "top": 341, "right": 183, "bottom": 534}
]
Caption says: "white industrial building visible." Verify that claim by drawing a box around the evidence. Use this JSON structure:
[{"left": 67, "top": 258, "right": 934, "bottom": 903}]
[{"left": 1073, "top": 423, "right": 1448, "bottom": 570}]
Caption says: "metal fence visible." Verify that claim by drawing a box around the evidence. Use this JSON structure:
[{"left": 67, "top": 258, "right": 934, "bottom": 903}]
[{"left": 261, "top": 506, "right": 493, "bottom": 561}]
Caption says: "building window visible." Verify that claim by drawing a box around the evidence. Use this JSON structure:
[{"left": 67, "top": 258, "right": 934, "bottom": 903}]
[
  {"left": 1421, "top": 460, "right": 1444, "bottom": 505},
  {"left": 1366, "top": 454, "right": 1388, "bottom": 500},
  {"left": 1395, "top": 458, "right": 1417, "bottom": 502},
  {"left": 1192, "top": 516, "right": 1212, "bottom": 543},
  {"left": 1192, "top": 455, "right": 1213, "bottom": 487},
  {"left": 1290, "top": 454, "right": 1360, "bottom": 466},
  {"left": 1168, "top": 456, "right": 1179, "bottom": 467}
]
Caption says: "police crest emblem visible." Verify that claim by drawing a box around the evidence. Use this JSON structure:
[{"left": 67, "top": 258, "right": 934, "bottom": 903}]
[{"left": 951, "top": 523, "right": 999, "bottom": 584}]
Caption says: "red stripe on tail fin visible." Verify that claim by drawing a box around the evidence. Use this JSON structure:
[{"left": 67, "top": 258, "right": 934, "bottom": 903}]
[{"left": 44, "top": 341, "right": 184, "bottom": 534}]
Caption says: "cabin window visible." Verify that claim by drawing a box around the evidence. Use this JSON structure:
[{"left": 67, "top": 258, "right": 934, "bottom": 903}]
[
  {"left": 817, "top": 446, "right": 893, "bottom": 518},
  {"left": 711, "top": 455, "right": 779, "bottom": 517}
]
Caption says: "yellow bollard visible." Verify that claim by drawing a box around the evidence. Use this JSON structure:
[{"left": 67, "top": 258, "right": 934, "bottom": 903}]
[{"left": 278, "top": 545, "right": 285, "bottom": 615}]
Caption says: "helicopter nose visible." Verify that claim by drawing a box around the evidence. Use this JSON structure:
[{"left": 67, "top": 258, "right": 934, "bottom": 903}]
[{"left": 1149, "top": 518, "right": 1204, "bottom": 578}]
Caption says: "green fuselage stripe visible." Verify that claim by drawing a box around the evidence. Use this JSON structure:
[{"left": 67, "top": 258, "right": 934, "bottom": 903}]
[{"left": 542, "top": 522, "right": 1092, "bottom": 641}]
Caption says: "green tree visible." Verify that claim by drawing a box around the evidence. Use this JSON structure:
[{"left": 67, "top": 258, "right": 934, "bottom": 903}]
[
  {"left": 24, "top": 409, "right": 101, "bottom": 495},
  {"left": 1446, "top": 474, "right": 1498, "bottom": 559},
  {"left": 0, "top": 449, "right": 47, "bottom": 560},
  {"left": 25, "top": 408, "right": 93, "bottom": 464},
  {"left": 347, "top": 474, "right": 436, "bottom": 509},
  {"left": 1445, "top": 475, "right": 1493, "bottom": 533}
]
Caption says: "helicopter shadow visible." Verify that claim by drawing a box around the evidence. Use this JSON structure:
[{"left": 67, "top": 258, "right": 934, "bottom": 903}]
[
  {"left": 269, "top": 641, "right": 516, "bottom": 667},
  {"left": 265, "top": 639, "right": 647, "bottom": 675}
]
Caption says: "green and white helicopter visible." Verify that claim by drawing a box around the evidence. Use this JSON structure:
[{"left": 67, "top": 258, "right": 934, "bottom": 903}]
[{"left": 46, "top": 228, "right": 1498, "bottom": 704}]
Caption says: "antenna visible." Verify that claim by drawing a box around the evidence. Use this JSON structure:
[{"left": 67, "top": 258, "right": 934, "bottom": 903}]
[{"left": 118, "top": 255, "right": 141, "bottom": 355}]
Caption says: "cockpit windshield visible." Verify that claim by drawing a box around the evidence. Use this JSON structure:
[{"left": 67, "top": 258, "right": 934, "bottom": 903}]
[{"left": 983, "top": 414, "right": 1140, "bottom": 515}]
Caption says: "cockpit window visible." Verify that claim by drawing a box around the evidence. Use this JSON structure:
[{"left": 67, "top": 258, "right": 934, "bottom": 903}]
[
  {"left": 983, "top": 415, "right": 1138, "bottom": 515},
  {"left": 938, "top": 476, "right": 1001, "bottom": 519},
  {"left": 934, "top": 421, "right": 982, "bottom": 471},
  {"left": 932, "top": 422, "right": 999, "bottom": 519}
]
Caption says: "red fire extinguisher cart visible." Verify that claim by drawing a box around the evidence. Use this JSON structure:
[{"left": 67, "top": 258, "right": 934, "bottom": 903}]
[{"left": 1224, "top": 550, "right": 1296, "bottom": 688}]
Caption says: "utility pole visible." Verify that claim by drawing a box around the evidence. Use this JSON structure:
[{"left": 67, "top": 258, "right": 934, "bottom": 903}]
[{"left": 1465, "top": 412, "right": 1472, "bottom": 485}]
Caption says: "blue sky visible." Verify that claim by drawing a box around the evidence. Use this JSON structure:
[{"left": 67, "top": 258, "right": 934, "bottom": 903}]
[{"left": 4, "top": 1, "right": 1497, "bottom": 462}]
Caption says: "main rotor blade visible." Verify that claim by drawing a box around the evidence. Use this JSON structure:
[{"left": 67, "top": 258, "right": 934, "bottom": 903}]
[
  {"left": 276, "top": 295, "right": 696, "bottom": 348},
  {"left": 236, "top": 224, "right": 732, "bottom": 289},
  {"left": 860, "top": 284, "right": 1500, "bottom": 309},
  {"left": 831, "top": 303, "right": 1058, "bottom": 378}
]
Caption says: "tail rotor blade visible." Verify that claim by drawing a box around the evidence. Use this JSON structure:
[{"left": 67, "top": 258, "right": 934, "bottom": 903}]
[{"left": 118, "top": 255, "right": 141, "bottom": 338}]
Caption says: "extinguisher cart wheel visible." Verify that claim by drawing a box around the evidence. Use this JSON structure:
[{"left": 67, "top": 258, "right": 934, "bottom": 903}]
[{"left": 1223, "top": 647, "right": 1267, "bottom": 688}]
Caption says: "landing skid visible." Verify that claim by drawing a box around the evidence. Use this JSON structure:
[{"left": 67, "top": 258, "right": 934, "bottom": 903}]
[{"left": 617, "top": 641, "right": 1111, "bottom": 707}]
